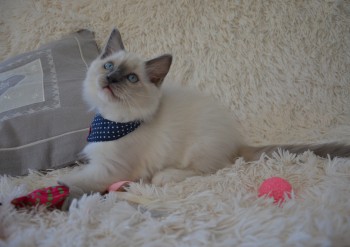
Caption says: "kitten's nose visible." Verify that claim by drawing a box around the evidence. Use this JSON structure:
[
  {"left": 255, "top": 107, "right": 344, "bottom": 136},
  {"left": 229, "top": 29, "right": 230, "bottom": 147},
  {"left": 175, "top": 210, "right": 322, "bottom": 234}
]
[{"left": 106, "top": 72, "right": 123, "bottom": 84}]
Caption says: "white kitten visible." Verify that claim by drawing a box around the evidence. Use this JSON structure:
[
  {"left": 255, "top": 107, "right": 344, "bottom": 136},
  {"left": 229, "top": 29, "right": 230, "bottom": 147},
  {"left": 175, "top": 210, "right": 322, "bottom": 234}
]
[
  {"left": 59, "top": 29, "right": 240, "bottom": 193},
  {"left": 60, "top": 29, "right": 349, "bottom": 194}
]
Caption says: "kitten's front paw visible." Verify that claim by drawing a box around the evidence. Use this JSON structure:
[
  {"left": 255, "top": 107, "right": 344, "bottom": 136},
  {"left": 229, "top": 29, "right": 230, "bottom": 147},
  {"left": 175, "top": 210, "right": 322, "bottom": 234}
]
[
  {"left": 57, "top": 175, "right": 75, "bottom": 191},
  {"left": 58, "top": 171, "right": 87, "bottom": 194}
]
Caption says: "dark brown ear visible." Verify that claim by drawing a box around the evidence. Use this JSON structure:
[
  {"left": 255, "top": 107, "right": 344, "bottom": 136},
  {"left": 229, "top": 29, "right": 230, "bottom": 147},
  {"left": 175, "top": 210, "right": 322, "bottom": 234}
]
[
  {"left": 145, "top": 54, "right": 172, "bottom": 86},
  {"left": 101, "top": 29, "right": 125, "bottom": 59}
]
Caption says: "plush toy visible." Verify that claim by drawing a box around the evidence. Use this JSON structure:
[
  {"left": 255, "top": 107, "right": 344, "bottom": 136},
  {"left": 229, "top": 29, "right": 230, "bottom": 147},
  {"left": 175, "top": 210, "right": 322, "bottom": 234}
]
[
  {"left": 11, "top": 181, "right": 133, "bottom": 210},
  {"left": 11, "top": 185, "right": 70, "bottom": 210},
  {"left": 258, "top": 177, "right": 292, "bottom": 204}
]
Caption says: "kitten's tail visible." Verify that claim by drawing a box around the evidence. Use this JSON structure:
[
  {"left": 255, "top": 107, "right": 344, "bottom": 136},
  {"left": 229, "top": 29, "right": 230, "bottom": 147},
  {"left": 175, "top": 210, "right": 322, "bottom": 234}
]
[{"left": 238, "top": 142, "right": 350, "bottom": 161}]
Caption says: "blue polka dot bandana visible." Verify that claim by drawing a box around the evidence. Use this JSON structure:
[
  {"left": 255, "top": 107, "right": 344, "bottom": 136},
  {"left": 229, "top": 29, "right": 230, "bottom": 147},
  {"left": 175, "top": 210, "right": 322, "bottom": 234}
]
[{"left": 87, "top": 114, "right": 142, "bottom": 142}]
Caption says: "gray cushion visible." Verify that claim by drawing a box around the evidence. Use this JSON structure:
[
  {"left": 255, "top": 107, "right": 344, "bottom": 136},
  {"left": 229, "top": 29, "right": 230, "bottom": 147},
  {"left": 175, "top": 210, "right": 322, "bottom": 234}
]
[{"left": 0, "top": 30, "right": 98, "bottom": 176}]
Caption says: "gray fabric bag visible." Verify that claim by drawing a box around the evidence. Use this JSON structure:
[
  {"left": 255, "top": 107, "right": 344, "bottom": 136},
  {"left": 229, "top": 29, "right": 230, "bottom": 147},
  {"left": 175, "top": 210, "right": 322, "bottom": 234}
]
[{"left": 0, "top": 30, "right": 99, "bottom": 175}]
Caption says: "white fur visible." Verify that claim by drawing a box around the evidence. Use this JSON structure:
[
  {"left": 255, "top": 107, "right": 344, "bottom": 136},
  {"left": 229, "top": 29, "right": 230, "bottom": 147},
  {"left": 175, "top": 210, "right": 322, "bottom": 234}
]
[
  {"left": 83, "top": 51, "right": 162, "bottom": 122},
  {"left": 60, "top": 52, "right": 242, "bottom": 192}
]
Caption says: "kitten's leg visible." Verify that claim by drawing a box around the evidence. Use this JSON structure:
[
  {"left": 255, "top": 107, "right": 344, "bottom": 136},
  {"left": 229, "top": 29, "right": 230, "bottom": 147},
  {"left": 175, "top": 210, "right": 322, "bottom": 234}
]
[
  {"left": 59, "top": 163, "right": 123, "bottom": 194},
  {"left": 151, "top": 168, "right": 200, "bottom": 186}
]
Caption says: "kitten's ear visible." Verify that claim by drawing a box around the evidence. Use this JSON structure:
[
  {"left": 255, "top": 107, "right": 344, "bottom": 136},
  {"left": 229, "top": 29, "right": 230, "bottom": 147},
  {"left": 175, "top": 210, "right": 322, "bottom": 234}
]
[
  {"left": 101, "top": 29, "right": 125, "bottom": 59},
  {"left": 145, "top": 54, "right": 172, "bottom": 86}
]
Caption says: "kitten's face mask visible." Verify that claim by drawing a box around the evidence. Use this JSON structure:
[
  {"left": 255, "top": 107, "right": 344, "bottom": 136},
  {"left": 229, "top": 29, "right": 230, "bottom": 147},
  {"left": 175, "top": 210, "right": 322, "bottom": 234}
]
[{"left": 83, "top": 29, "right": 172, "bottom": 121}]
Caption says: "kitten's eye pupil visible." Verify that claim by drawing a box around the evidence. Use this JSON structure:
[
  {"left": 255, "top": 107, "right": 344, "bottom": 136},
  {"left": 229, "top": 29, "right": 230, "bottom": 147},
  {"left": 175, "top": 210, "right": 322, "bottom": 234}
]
[
  {"left": 127, "top": 73, "right": 139, "bottom": 83},
  {"left": 104, "top": 62, "right": 114, "bottom": 71}
]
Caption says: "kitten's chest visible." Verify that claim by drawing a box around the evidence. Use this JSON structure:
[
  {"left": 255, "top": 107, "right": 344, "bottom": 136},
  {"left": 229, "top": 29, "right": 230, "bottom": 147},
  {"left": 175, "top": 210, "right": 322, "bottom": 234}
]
[
  {"left": 83, "top": 127, "right": 169, "bottom": 179},
  {"left": 84, "top": 138, "right": 144, "bottom": 165}
]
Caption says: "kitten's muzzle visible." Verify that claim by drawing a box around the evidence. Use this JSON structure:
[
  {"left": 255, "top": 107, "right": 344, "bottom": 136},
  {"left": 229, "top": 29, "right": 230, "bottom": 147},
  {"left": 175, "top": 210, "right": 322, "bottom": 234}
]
[{"left": 106, "top": 71, "right": 124, "bottom": 84}]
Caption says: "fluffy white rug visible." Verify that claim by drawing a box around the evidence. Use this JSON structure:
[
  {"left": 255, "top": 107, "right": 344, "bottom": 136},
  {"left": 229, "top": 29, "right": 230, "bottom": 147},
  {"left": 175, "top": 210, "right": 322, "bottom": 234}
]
[{"left": 1, "top": 0, "right": 350, "bottom": 246}]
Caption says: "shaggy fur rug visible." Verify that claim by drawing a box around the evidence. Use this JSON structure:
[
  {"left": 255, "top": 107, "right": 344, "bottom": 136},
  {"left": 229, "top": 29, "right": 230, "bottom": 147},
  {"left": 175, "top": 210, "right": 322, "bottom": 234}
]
[{"left": 1, "top": 0, "right": 350, "bottom": 246}]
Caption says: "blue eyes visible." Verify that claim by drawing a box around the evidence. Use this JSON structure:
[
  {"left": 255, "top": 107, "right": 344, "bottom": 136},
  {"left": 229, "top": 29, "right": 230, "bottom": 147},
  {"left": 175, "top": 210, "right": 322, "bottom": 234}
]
[
  {"left": 104, "top": 62, "right": 139, "bottom": 83},
  {"left": 126, "top": 73, "right": 139, "bottom": 83},
  {"left": 104, "top": 62, "right": 114, "bottom": 70}
]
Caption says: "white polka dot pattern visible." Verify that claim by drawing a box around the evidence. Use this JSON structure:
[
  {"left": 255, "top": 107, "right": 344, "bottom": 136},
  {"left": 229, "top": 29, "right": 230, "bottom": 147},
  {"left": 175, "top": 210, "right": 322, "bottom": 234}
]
[{"left": 87, "top": 114, "right": 142, "bottom": 142}]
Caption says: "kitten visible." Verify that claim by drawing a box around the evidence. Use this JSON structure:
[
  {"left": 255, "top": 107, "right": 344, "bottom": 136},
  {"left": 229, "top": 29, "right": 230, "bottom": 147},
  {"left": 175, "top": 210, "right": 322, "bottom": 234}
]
[{"left": 59, "top": 29, "right": 350, "bottom": 194}]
